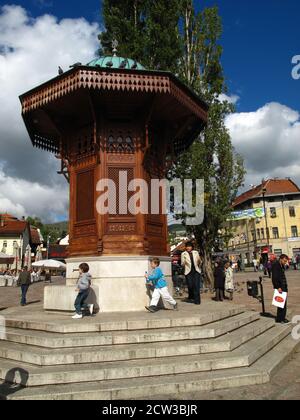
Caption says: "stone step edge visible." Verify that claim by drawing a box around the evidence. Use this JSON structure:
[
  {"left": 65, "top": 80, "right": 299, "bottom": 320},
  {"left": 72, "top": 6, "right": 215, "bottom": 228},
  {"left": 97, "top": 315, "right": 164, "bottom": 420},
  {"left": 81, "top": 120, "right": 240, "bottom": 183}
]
[
  {"left": 3, "top": 306, "right": 247, "bottom": 333},
  {"left": 2, "top": 312, "right": 260, "bottom": 349},
  {"left": 0, "top": 324, "right": 290, "bottom": 387},
  {"left": 4, "top": 333, "right": 299, "bottom": 400},
  {"left": 0, "top": 319, "right": 275, "bottom": 366}
]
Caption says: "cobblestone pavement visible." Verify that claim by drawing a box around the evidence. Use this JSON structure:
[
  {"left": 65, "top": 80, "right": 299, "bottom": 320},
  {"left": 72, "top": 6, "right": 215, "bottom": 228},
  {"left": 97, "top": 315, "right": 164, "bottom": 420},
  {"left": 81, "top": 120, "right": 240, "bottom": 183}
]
[{"left": 0, "top": 276, "right": 65, "bottom": 310}]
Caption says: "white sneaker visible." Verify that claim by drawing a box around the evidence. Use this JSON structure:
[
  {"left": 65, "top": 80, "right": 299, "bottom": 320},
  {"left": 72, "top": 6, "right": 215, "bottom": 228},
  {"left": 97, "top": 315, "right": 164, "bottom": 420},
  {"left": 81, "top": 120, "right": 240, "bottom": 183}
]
[
  {"left": 72, "top": 313, "right": 83, "bottom": 319},
  {"left": 88, "top": 304, "right": 94, "bottom": 315}
]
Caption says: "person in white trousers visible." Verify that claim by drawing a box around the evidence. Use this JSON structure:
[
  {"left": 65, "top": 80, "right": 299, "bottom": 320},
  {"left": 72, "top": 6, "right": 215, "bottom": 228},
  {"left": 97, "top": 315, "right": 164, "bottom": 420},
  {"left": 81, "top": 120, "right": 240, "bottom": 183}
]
[{"left": 145, "top": 257, "right": 178, "bottom": 313}]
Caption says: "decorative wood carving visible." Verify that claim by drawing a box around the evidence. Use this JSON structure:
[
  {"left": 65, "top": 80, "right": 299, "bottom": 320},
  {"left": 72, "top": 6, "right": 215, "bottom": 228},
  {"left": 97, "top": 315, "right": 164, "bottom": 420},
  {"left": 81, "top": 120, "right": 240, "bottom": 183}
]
[
  {"left": 74, "top": 223, "right": 96, "bottom": 237},
  {"left": 107, "top": 154, "right": 135, "bottom": 164},
  {"left": 20, "top": 65, "right": 208, "bottom": 258},
  {"left": 106, "top": 223, "right": 136, "bottom": 234}
]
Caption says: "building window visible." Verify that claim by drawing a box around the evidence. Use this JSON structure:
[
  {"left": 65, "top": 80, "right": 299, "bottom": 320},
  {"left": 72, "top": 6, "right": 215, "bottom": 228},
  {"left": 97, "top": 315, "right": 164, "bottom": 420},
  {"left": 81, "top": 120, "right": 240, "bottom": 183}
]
[
  {"left": 257, "top": 229, "right": 261, "bottom": 239},
  {"left": 270, "top": 207, "right": 277, "bottom": 218},
  {"left": 251, "top": 230, "right": 256, "bottom": 241},
  {"left": 291, "top": 226, "right": 298, "bottom": 238},
  {"left": 272, "top": 227, "right": 279, "bottom": 239},
  {"left": 274, "top": 249, "right": 282, "bottom": 256},
  {"left": 261, "top": 228, "right": 265, "bottom": 239},
  {"left": 289, "top": 206, "right": 296, "bottom": 217}
]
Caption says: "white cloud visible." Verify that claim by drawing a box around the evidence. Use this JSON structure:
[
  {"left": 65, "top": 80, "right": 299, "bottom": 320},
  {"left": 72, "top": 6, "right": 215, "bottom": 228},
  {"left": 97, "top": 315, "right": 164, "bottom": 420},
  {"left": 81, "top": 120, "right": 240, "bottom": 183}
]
[
  {"left": 0, "top": 5, "right": 99, "bottom": 222},
  {"left": 219, "top": 93, "right": 240, "bottom": 105},
  {"left": 226, "top": 102, "right": 300, "bottom": 188},
  {"left": 0, "top": 167, "right": 69, "bottom": 222}
]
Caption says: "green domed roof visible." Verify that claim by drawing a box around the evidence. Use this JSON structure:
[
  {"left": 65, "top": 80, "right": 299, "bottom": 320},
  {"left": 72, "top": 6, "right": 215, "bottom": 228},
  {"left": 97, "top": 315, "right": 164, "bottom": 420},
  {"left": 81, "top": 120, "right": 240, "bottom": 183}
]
[{"left": 87, "top": 56, "right": 145, "bottom": 71}]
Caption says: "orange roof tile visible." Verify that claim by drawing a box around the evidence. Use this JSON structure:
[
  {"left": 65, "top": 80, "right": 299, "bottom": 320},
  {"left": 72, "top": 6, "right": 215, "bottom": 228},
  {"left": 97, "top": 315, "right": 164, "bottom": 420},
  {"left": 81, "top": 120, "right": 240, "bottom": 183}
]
[
  {"left": 30, "top": 227, "right": 42, "bottom": 245},
  {"left": 0, "top": 219, "right": 28, "bottom": 235},
  {"left": 233, "top": 179, "right": 300, "bottom": 208}
]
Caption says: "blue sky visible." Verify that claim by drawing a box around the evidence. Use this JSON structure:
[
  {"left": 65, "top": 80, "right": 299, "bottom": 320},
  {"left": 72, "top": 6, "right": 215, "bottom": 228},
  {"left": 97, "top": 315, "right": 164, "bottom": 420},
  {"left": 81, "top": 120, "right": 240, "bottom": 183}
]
[{"left": 3, "top": 0, "right": 299, "bottom": 113}]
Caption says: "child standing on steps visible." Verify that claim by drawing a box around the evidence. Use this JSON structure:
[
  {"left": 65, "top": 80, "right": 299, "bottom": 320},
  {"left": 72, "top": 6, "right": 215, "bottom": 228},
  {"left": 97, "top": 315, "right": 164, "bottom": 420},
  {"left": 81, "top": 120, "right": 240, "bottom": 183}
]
[
  {"left": 72, "top": 263, "right": 93, "bottom": 320},
  {"left": 145, "top": 257, "right": 178, "bottom": 313}
]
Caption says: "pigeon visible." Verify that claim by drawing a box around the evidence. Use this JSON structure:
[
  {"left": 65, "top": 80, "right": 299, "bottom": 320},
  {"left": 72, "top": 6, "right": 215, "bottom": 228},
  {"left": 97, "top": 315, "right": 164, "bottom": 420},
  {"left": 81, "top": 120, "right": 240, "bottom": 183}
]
[
  {"left": 58, "top": 66, "right": 64, "bottom": 75},
  {"left": 119, "top": 59, "right": 127, "bottom": 69},
  {"left": 69, "top": 62, "right": 82, "bottom": 68},
  {"left": 105, "top": 61, "right": 114, "bottom": 68},
  {"left": 131, "top": 61, "right": 138, "bottom": 70}
]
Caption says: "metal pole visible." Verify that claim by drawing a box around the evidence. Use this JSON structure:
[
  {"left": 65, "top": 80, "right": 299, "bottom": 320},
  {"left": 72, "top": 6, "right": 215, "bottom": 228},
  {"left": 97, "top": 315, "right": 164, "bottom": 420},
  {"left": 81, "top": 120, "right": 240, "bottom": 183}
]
[
  {"left": 262, "top": 190, "right": 270, "bottom": 247},
  {"left": 47, "top": 235, "right": 50, "bottom": 260},
  {"left": 259, "top": 276, "right": 266, "bottom": 315}
]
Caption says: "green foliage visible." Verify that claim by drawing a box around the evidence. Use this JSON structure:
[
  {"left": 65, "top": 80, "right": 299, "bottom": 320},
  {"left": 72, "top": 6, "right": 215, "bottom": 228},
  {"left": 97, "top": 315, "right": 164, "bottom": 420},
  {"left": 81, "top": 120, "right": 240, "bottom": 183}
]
[
  {"left": 26, "top": 218, "right": 68, "bottom": 245},
  {"left": 100, "top": 1, "right": 246, "bottom": 284},
  {"left": 100, "top": 0, "right": 182, "bottom": 72}
]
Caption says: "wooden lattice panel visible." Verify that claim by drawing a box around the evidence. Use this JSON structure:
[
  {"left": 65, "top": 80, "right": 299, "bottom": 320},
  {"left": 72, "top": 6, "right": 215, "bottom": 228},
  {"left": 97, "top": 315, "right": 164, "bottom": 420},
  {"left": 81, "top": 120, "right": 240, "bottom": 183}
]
[
  {"left": 76, "top": 169, "right": 95, "bottom": 222},
  {"left": 107, "top": 167, "right": 135, "bottom": 218}
]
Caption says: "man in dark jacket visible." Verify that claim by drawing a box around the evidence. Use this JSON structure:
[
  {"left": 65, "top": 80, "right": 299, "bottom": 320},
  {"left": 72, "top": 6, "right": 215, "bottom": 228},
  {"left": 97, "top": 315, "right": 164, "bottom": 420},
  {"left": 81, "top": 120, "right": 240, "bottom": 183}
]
[
  {"left": 272, "top": 255, "right": 289, "bottom": 324},
  {"left": 17, "top": 266, "right": 31, "bottom": 306},
  {"left": 214, "top": 260, "right": 225, "bottom": 302}
]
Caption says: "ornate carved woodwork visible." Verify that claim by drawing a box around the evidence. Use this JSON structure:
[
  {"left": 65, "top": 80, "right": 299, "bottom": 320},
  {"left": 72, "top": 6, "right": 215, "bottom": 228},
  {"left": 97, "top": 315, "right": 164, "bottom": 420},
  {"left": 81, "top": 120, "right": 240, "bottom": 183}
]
[{"left": 20, "top": 64, "right": 208, "bottom": 257}]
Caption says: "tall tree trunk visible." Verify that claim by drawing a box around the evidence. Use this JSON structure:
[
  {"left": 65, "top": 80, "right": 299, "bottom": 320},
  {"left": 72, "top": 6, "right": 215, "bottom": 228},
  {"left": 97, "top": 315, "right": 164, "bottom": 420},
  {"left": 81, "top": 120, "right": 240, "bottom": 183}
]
[{"left": 202, "top": 248, "right": 214, "bottom": 289}]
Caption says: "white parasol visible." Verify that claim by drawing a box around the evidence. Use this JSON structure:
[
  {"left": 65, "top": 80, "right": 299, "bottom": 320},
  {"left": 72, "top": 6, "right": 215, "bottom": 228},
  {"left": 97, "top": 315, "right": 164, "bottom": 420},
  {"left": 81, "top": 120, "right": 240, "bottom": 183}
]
[{"left": 32, "top": 259, "right": 66, "bottom": 270}]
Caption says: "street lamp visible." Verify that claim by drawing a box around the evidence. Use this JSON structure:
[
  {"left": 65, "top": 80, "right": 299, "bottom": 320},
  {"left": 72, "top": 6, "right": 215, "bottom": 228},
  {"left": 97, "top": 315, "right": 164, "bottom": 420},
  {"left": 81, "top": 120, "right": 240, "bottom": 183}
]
[
  {"left": 262, "top": 187, "right": 270, "bottom": 247},
  {"left": 46, "top": 235, "right": 51, "bottom": 260},
  {"left": 13, "top": 242, "right": 19, "bottom": 272}
]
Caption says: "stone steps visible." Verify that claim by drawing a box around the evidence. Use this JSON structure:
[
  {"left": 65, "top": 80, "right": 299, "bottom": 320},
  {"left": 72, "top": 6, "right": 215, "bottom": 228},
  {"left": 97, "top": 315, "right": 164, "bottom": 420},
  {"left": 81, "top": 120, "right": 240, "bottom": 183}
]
[
  {"left": 4, "top": 305, "right": 246, "bottom": 333},
  {"left": 3, "top": 311, "right": 260, "bottom": 349},
  {"left": 0, "top": 323, "right": 290, "bottom": 387},
  {"left": 3, "top": 334, "right": 299, "bottom": 400},
  {"left": 0, "top": 318, "right": 274, "bottom": 366}
]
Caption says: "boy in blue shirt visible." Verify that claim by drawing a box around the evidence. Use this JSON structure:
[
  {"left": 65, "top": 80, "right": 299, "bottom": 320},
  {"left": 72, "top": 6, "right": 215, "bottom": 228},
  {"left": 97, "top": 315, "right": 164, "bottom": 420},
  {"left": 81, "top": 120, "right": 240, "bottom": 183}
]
[{"left": 145, "top": 257, "right": 178, "bottom": 313}]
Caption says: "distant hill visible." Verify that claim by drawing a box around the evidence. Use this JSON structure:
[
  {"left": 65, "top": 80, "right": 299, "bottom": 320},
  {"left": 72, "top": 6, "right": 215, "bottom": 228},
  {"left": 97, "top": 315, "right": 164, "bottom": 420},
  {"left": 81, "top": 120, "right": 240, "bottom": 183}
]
[
  {"left": 43, "top": 221, "right": 69, "bottom": 243},
  {"left": 45, "top": 221, "right": 69, "bottom": 231}
]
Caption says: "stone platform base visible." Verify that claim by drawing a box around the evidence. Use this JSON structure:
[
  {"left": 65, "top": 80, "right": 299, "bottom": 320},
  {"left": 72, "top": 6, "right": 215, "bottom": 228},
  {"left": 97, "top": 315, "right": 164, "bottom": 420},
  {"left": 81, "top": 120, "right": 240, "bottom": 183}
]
[
  {"left": 44, "top": 286, "right": 100, "bottom": 312},
  {"left": 0, "top": 302, "right": 299, "bottom": 400},
  {"left": 45, "top": 256, "right": 172, "bottom": 313}
]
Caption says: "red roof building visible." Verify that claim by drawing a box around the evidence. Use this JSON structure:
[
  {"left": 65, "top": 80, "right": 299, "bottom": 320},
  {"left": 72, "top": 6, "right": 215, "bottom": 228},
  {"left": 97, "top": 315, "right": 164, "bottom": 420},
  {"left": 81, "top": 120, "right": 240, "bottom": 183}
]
[{"left": 233, "top": 179, "right": 300, "bottom": 209}]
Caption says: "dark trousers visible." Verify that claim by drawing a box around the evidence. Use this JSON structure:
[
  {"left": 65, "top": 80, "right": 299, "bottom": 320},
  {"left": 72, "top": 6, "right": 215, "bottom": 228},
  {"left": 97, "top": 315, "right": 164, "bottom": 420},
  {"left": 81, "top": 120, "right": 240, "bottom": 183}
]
[
  {"left": 74, "top": 290, "right": 90, "bottom": 315},
  {"left": 186, "top": 272, "right": 201, "bottom": 304},
  {"left": 21, "top": 285, "right": 29, "bottom": 305},
  {"left": 215, "top": 288, "right": 224, "bottom": 301},
  {"left": 276, "top": 299, "right": 287, "bottom": 323}
]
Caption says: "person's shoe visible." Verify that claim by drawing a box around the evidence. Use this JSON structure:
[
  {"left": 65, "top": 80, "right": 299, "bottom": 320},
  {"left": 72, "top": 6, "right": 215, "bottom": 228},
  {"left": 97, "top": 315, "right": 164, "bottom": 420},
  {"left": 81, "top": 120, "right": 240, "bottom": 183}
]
[
  {"left": 88, "top": 304, "right": 94, "bottom": 315},
  {"left": 183, "top": 298, "right": 194, "bottom": 303},
  {"left": 145, "top": 306, "right": 157, "bottom": 313},
  {"left": 72, "top": 313, "right": 83, "bottom": 319},
  {"left": 173, "top": 303, "right": 178, "bottom": 311}
]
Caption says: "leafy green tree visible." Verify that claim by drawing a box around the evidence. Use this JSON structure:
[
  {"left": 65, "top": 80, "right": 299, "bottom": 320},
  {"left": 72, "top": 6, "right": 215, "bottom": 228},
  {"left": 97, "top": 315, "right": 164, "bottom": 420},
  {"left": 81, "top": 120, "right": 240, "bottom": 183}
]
[
  {"left": 100, "top": 1, "right": 246, "bottom": 286},
  {"left": 100, "top": 0, "right": 146, "bottom": 60},
  {"left": 172, "top": 4, "right": 245, "bottom": 285},
  {"left": 99, "top": 0, "right": 182, "bottom": 72}
]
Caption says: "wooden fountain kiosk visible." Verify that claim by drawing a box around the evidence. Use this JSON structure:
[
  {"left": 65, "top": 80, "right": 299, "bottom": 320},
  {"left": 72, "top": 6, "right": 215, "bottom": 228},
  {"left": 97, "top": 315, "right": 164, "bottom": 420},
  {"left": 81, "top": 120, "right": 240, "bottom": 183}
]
[{"left": 20, "top": 53, "right": 208, "bottom": 312}]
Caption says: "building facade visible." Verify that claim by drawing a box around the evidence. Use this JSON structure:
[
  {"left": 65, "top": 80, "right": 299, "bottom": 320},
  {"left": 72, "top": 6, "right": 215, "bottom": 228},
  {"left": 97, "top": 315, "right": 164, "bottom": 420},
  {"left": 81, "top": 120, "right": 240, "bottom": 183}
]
[
  {"left": 0, "top": 214, "right": 43, "bottom": 269},
  {"left": 226, "top": 179, "right": 300, "bottom": 261}
]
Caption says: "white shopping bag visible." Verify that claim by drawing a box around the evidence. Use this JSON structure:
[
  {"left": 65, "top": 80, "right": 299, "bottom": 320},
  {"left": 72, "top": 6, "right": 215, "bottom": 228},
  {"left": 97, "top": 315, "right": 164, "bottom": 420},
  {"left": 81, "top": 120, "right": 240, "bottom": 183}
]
[{"left": 272, "top": 289, "right": 287, "bottom": 309}]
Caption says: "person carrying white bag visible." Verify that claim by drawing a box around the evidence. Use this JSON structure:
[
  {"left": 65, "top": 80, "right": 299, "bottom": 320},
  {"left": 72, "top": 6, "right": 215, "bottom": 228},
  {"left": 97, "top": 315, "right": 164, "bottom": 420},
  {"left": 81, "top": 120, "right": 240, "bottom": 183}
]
[{"left": 271, "top": 254, "right": 289, "bottom": 324}]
